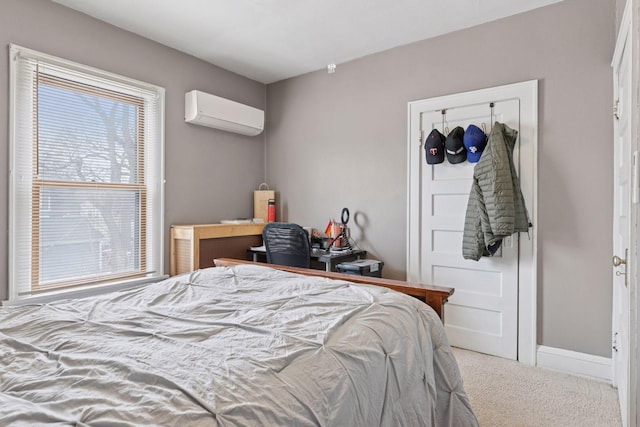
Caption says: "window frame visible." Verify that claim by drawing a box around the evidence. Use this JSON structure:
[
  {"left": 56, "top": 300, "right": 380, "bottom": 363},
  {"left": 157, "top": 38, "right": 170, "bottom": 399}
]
[{"left": 9, "top": 44, "right": 166, "bottom": 302}]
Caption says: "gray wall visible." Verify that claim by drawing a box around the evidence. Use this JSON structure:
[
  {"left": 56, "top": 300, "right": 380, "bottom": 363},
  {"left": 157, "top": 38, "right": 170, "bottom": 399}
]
[
  {"left": 266, "top": 0, "right": 616, "bottom": 357},
  {"left": 0, "top": 0, "right": 267, "bottom": 300},
  {"left": 0, "top": 0, "right": 619, "bottom": 358}
]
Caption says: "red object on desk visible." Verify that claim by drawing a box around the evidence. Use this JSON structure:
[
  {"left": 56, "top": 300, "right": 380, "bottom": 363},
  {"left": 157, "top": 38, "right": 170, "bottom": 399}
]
[{"left": 267, "top": 199, "right": 276, "bottom": 222}]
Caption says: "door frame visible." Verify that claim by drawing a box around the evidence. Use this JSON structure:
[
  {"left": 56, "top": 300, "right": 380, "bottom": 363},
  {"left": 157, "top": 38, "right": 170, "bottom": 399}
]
[
  {"left": 632, "top": 1, "right": 639, "bottom": 423},
  {"left": 406, "top": 80, "right": 538, "bottom": 365},
  {"left": 612, "top": 1, "right": 638, "bottom": 424}
]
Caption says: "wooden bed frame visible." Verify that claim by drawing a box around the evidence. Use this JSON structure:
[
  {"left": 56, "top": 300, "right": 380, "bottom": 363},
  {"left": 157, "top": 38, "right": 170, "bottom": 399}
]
[{"left": 214, "top": 258, "right": 454, "bottom": 321}]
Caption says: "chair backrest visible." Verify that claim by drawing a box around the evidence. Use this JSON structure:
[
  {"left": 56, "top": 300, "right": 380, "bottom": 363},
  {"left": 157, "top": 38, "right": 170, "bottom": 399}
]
[{"left": 262, "top": 222, "right": 310, "bottom": 268}]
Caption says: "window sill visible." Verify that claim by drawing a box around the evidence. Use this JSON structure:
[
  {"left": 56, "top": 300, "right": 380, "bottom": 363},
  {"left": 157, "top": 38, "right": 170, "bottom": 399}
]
[{"left": 2, "top": 274, "right": 168, "bottom": 306}]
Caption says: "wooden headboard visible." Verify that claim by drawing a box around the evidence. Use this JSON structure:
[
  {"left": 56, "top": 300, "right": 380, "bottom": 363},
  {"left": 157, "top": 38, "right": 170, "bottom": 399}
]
[{"left": 213, "top": 258, "right": 454, "bottom": 321}]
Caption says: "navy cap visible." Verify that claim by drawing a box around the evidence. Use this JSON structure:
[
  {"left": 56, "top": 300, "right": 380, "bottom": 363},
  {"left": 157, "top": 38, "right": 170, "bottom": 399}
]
[
  {"left": 463, "top": 125, "right": 488, "bottom": 163},
  {"left": 424, "top": 129, "right": 445, "bottom": 165},
  {"left": 445, "top": 126, "right": 467, "bottom": 164}
]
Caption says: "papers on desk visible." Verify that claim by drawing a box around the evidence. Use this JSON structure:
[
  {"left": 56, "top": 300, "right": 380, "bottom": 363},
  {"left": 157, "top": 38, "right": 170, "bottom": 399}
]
[
  {"left": 221, "top": 219, "right": 252, "bottom": 224},
  {"left": 329, "top": 247, "right": 351, "bottom": 254},
  {"left": 221, "top": 218, "right": 265, "bottom": 224},
  {"left": 250, "top": 245, "right": 266, "bottom": 252}
]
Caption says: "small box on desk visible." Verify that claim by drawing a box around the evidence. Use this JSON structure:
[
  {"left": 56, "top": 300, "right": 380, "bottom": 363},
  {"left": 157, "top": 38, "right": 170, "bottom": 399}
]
[{"left": 336, "top": 259, "right": 384, "bottom": 278}]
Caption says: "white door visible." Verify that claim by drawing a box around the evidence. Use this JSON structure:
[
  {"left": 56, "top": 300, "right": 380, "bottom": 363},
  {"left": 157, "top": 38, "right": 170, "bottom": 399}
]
[
  {"left": 420, "top": 102, "right": 519, "bottom": 359},
  {"left": 407, "top": 81, "right": 538, "bottom": 363},
  {"left": 612, "top": 7, "right": 633, "bottom": 424}
]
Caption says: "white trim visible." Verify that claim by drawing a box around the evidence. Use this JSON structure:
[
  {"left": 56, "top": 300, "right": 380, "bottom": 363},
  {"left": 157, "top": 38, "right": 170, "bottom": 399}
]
[
  {"left": 1, "top": 275, "right": 169, "bottom": 306},
  {"left": 406, "top": 80, "right": 538, "bottom": 366},
  {"left": 611, "top": 0, "right": 632, "bottom": 69},
  {"left": 8, "top": 44, "right": 19, "bottom": 302},
  {"left": 537, "top": 345, "right": 612, "bottom": 383},
  {"left": 10, "top": 44, "right": 163, "bottom": 95}
]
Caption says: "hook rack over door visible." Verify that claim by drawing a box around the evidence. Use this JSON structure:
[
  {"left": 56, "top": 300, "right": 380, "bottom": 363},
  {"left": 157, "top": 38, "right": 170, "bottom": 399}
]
[
  {"left": 432, "top": 101, "right": 498, "bottom": 133},
  {"left": 490, "top": 102, "right": 495, "bottom": 130}
]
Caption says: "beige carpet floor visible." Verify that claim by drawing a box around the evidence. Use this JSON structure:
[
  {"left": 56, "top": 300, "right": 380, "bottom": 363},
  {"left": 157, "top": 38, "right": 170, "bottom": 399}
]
[{"left": 453, "top": 347, "right": 622, "bottom": 427}]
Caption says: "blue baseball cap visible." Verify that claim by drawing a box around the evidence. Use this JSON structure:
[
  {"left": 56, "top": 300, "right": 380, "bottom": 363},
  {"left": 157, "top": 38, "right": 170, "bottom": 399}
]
[{"left": 463, "top": 125, "right": 488, "bottom": 163}]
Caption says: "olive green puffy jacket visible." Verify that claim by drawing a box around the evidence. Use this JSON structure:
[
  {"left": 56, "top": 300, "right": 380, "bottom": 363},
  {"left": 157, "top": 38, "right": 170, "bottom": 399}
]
[{"left": 462, "top": 122, "right": 530, "bottom": 261}]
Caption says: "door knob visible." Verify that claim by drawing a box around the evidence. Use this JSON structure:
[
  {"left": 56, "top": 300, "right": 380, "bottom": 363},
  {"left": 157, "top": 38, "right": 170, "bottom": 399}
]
[
  {"left": 613, "top": 255, "right": 627, "bottom": 267},
  {"left": 613, "top": 249, "right": 629, "bottom": 288}
]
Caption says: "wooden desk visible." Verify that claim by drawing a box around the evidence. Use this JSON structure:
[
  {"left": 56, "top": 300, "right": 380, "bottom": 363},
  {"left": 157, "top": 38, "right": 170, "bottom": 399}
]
[
  {"left": 249, "top": 247, "right": 367, "bottom": 272},
  {"left": 171, "top": 223, "right": 264, "bottom": 275}
]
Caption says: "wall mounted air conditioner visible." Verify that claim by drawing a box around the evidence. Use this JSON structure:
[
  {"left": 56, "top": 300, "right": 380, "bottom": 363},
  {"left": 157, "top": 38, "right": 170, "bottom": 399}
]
[{"left": 185, "top": 90, "right": 264, "bottom": 136}]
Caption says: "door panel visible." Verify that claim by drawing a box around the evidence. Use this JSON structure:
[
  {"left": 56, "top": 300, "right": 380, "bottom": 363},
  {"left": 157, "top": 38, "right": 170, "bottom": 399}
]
[{"left": 419, "top": 101, "right": 520, "bottom": 359}]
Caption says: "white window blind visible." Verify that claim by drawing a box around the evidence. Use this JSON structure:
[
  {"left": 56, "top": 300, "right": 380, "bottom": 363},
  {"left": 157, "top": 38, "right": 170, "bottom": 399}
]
[{"left": 9, "top": 45, "right": 165, "bottom": 300}]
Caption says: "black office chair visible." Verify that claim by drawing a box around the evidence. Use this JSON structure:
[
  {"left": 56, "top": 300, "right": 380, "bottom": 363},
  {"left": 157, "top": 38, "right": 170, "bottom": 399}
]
[{"left": 262, "top": 222, "right": 310, "bottom": 268}]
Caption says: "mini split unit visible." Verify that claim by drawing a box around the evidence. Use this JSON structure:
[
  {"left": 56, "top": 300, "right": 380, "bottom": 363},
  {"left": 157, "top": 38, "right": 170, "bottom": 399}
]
[{"left": 185, "top": 90, "right": 264, "bottom": 136}]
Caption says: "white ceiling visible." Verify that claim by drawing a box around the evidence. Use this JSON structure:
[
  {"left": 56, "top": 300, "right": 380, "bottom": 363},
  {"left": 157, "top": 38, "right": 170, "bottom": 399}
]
[{"left": 51, "top": 0, "right": 562, "bottom": 84}]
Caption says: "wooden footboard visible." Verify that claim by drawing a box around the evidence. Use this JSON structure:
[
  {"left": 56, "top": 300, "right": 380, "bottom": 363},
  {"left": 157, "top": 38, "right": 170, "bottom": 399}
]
[{"left": 213, "top": 258, "right": 454, "bottom": 322}]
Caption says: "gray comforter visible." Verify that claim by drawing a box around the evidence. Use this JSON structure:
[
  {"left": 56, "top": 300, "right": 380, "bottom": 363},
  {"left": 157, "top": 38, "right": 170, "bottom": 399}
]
[{"left": 0, "top": 264, "right": 478, "bottom": 426}]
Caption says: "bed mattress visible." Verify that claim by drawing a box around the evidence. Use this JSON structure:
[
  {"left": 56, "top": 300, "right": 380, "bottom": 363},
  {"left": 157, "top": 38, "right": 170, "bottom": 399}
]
[{"left": 0, "top": 264, "right": 477, "bottom": 426}]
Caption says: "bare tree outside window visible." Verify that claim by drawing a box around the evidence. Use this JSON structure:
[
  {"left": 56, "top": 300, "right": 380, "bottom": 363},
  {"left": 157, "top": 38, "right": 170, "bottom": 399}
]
[{"left": 35, "top": 76, "right": 146, "bottom": 287}]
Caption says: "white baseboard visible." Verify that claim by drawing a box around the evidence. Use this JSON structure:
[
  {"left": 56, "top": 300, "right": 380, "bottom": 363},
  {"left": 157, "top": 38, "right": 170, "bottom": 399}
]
[{"left": 536, "top": 345, "right": 612, "bottom": 383}]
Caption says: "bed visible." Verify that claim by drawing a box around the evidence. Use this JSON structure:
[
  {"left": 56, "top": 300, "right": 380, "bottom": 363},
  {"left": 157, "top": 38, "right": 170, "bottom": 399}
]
[{"left": 0, "top": 260, "right": 478, "bottom": 426}]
